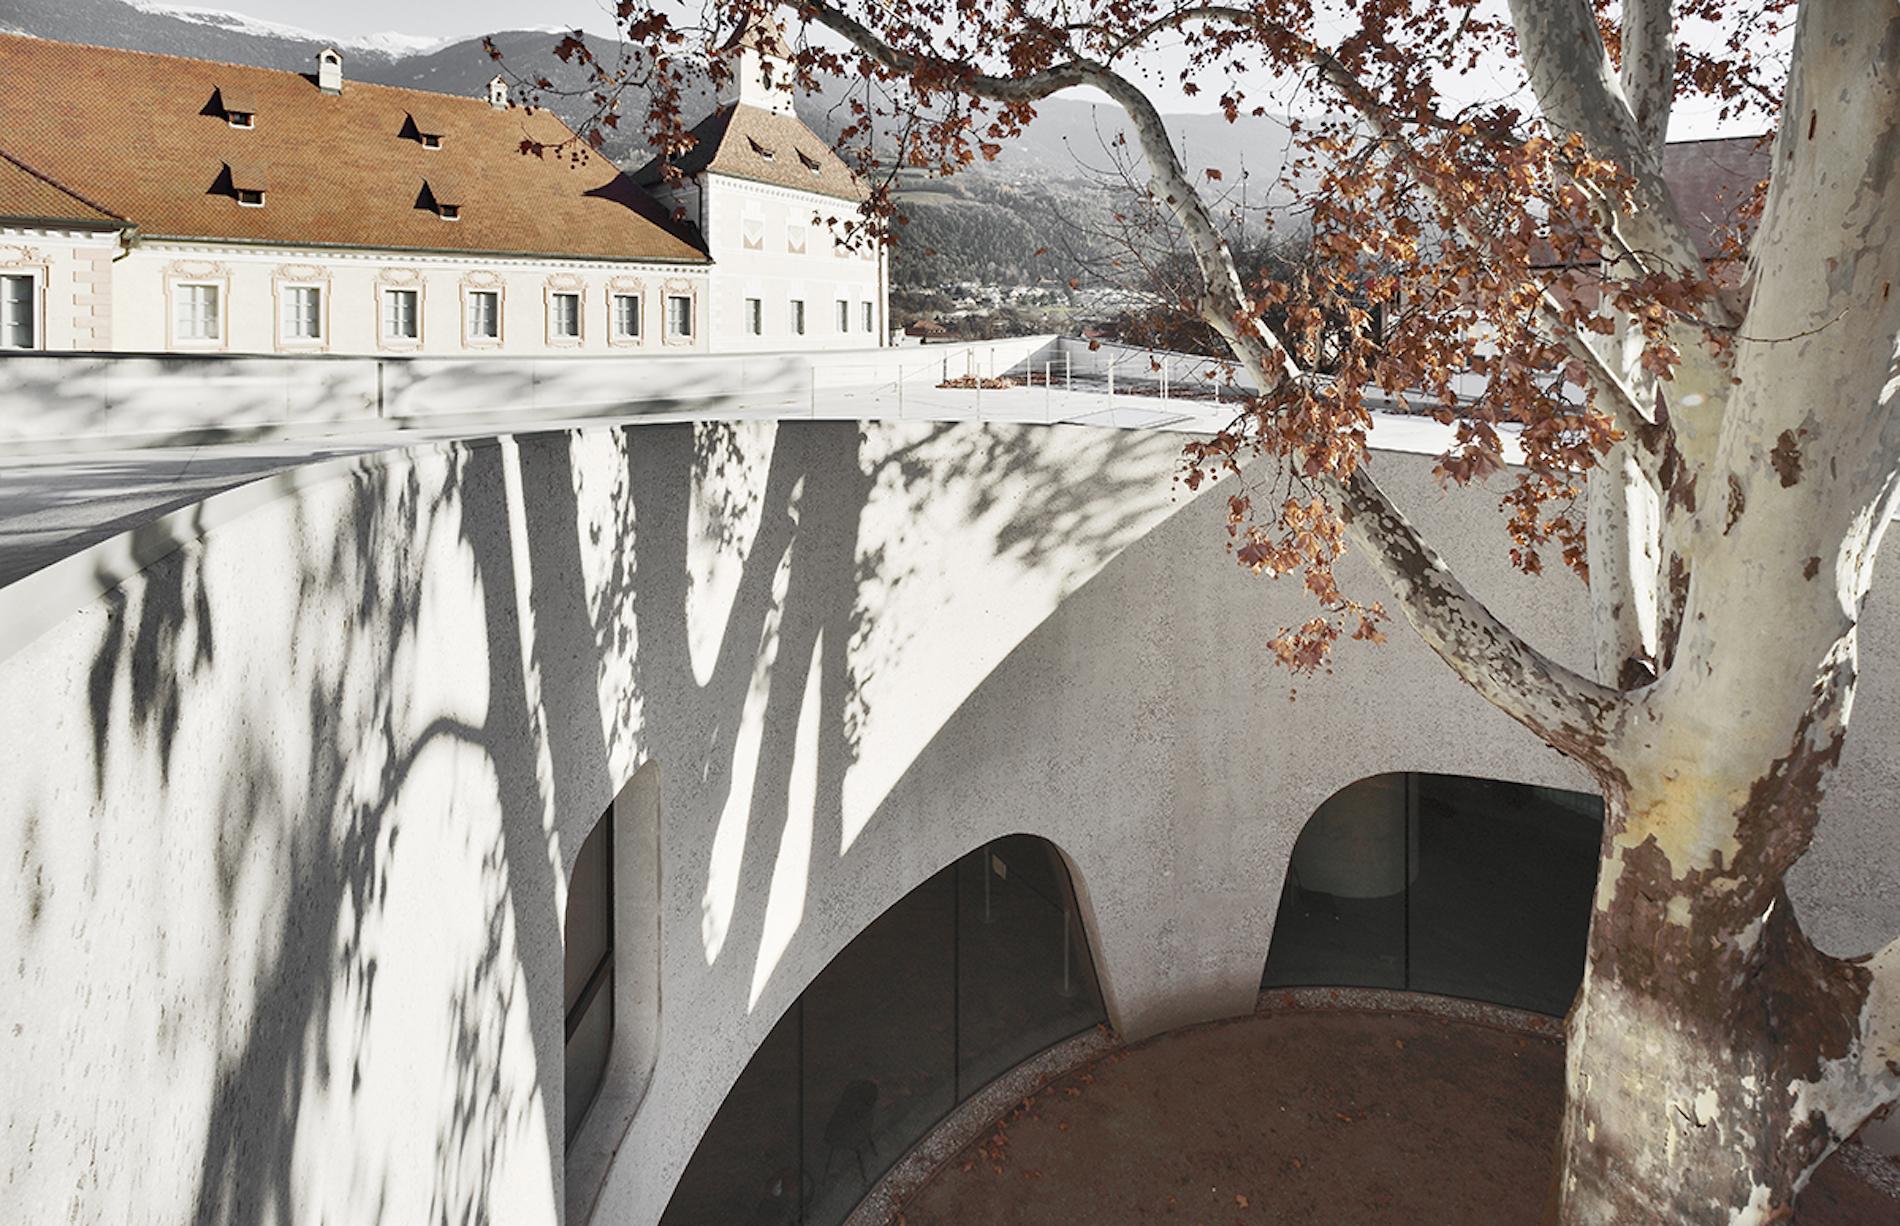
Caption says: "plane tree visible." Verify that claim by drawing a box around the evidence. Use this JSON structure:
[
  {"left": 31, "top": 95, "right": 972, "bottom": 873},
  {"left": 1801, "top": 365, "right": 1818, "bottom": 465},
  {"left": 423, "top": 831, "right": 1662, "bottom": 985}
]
[{"left": 543, "top": 1, "right": 1900, "bottom": 1221}]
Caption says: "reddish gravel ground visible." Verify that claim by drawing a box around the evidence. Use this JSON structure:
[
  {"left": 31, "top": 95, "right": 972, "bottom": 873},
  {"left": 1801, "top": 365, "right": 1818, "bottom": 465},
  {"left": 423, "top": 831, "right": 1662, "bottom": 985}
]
[{"left": 894, "top": 1009, "right": 1898, "bottom": 1225}]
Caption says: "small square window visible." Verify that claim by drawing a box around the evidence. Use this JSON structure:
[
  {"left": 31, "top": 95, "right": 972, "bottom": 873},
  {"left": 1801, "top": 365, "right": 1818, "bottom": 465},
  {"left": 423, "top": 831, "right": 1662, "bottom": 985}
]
[
  {"left": 789, "top": 299, "right": 806, "bottom": 335},
  {"left": 421, "top": 133, "right": 442, "bottom": 150},
  {"left": 382, "top": 288, "right": 420, "bottom": 341},
  {"left": 467, "top": 290, "right": 500, "bottom": 341},
  {"left": 666, "top": 294, "right": 693, "bottom": 339},
  {"left": 237, "top": 189, "right": 265, "bottom": 207},
  {"left": 745, "top": 297, "right": 762, "bottom": 336},
  {"left": 438, "top": 203, "right": 460, "bottom": 221},
  {"left": 227, "top": 111, "right": 254, "bottom": 129},
  {"left": 281, "top": 285, "right": 322, "bottom": 342},
  {"left": 613, "top": 293, "right": 641, "bottom": 340},
  {"left": 550, "top": 292, "right": 581, "bottom": 340}
]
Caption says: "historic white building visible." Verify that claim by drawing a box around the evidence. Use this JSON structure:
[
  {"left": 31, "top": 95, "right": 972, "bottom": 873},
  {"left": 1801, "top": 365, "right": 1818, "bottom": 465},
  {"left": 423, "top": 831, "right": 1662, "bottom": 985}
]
[
  {"left": 635, "top": 21, "right": 890, "bottom": 353},
  {"left": 0, "top": 30, "right": 887, "bottom": 358}
]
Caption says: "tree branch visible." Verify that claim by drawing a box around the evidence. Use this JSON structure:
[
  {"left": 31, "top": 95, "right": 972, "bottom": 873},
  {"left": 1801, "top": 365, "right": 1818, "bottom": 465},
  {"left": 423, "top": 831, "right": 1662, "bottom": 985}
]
[
  {"left": 1505, "top": 0, "right": 1731, "bottom": 326},
  {"left": 790, "top": 0, "right": 1626, "bottom": 756},
  {"left": 1619, "top": 0, "right": 1675, "bottom": 155}
]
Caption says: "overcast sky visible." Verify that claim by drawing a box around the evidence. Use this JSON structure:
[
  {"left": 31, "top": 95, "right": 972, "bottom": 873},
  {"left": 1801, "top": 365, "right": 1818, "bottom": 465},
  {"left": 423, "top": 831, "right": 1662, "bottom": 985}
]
[{"left": 195, "top": 0, "right": 1774, "bottom": 136}]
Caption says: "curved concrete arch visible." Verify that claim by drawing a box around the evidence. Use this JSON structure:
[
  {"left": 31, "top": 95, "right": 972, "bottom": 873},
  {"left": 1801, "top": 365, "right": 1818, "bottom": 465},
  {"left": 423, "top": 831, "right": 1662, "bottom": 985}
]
[{"left": 3, "top": 412, "right": 1898, "bottom": 1226}]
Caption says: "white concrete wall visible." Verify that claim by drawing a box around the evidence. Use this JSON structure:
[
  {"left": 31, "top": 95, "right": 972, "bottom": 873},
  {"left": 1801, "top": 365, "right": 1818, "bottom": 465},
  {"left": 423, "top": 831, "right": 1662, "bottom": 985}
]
[
  {"left": 0, "top": 335, "right": 1056, "bottom": 451},
  {"left": 2, "top": 419, "right": 1897, "bottom": 1225},
  {"left": 103, "top": 241, "right": 711, "bottom": 357},
  {"left": 1, "top": 226, "right": 121, "bottom": 351},
  {"left": 697, "top": 176, "right": 886, "bottom": 352}
]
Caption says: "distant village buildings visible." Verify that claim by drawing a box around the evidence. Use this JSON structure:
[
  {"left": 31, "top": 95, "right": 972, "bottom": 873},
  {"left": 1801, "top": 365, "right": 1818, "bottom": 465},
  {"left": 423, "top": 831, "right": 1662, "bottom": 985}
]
[{"left": 0, "top": 26, "right": 886, "bottom": 356}]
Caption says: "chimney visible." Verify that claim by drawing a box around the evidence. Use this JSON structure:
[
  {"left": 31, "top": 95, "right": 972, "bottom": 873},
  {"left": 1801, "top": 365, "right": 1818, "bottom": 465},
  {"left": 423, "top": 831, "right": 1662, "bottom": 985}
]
[
  {"left": 317, "top": 46, "right": 342, "bottom": 95},
  {"left": 487, "top": 75, "right": 508, "bottom": 110}
]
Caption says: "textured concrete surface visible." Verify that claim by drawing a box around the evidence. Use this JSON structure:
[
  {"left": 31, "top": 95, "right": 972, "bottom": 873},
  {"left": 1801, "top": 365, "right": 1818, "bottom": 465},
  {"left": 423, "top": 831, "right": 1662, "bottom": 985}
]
[{"left": 2, "top": 414, "right": 1897, "bottom": 1225}]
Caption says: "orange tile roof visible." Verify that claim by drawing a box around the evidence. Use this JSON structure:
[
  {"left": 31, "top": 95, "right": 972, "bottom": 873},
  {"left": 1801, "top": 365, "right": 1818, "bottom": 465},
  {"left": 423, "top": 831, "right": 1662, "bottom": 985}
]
[
  {"left": 0, "top": 150, "right": 125, "bottom": 227},
  {"left": 0, "top": 32, "right": 709, "bottom": 264},
  {"left": 638, "top": 104, "right": 868, "bottom": 203}
]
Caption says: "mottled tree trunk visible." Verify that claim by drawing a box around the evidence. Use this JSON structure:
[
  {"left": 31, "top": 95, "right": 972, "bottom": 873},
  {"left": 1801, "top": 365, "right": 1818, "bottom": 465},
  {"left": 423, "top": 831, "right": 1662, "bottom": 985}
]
[{"left": 1554, "top": 789, "right": 1880, "bottom": 1224}]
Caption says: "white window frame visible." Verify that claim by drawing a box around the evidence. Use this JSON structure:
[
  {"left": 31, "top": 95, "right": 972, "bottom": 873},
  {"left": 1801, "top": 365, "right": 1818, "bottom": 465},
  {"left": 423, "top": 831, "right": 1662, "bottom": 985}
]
[
  {"left": 227, "top": 111, "right": 254, "bottom": 130},
  {"left": 277, "top": 283, "right": 324, "bottom": 348},
  {"left": 547, "top": 290, "right": 583, "bottom": 345},
  {"left": 379, "top": 286, "right": 422, "bottom": 347},
  {"left": 0, "top": 271, "right": 43, "bottom": 351},
  {"left": 665, "top": 294, "right": 693, "bottom": 342},
  {"left": 611, "top": 293, "right": 642, "bottom": 342},
  {"left": 464, "top": 288, "right": 502, "bottom": 347},
  {"left": 171, "top": 280, "right": 225, "bottom": 348}
]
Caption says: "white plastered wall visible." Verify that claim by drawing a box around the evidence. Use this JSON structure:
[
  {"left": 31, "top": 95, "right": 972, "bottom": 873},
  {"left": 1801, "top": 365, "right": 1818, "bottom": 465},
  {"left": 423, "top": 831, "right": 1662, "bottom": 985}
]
[
  {"left": 2, "top": 420, "right": 1895, "bottom": 1225},
  {"left": 106, "top": 242, "right": 711, "bottom": 356},
  {"left": 1, "top": 226, "right": 123, "bottom": 351}
]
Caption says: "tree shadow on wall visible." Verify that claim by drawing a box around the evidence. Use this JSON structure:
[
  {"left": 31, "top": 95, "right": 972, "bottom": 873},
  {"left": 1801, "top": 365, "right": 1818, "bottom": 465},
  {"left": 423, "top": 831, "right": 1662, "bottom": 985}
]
[
  {"left": 73, "top": 431, "right": 632, "bottom": 1226},
  {"left": 590, "top": 417, "right": 1177, "bottom": 1027},
  {"left": 66, "top": 413, "right": 1175, "bottom": 1226}
]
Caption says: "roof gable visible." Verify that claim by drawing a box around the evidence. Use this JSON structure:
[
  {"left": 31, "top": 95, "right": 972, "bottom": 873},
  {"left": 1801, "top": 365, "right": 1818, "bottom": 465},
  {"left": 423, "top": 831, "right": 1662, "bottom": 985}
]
[
  {"left": 637, "top": 104, "right": 868, "bottom": 203},
  {"left": 0, "top": 33, "right": 708, "bottom": 264}
]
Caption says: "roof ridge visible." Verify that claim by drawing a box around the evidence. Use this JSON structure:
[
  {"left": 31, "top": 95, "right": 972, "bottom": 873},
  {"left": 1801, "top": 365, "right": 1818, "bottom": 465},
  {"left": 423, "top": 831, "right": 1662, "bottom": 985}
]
[
  {"left": 0, "top": 31, "right": 503, "bottom": 112},
  {"left": 0, "top": 146, "right": 127, "bottom": 222}
]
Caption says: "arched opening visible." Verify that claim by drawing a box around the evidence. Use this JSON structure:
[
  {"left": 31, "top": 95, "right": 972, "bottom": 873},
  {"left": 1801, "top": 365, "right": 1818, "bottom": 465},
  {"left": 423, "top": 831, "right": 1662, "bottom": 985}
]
[
  {"left": 661, "top": 834, "right": 1105, "bottom": 1225},
  {"left": 1261, "top": 772, "right": 1603, "bottom": 1016}
]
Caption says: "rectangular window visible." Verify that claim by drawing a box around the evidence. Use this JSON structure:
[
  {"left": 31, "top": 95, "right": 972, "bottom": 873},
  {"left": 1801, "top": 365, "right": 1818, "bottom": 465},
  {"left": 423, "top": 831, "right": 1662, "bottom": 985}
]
[
  {"left": 0, "top": 274, "right": 36, "bottom": 349},
  {"left": 550, "top": 291, "right": 581, "bottom": 340},
  {"left": 666, "top": 294, "right": 693, "bottom": 339},
  {"left": 280, "top": 285, "right": 322, "bottom": 341},
  {"left": 381, "top": 288, "right": 419, "bottom": 341},
  {"left": 836, "top": 300, "right": 850, "bottom": 332},
  {"left": 742, "top": 217, "right": 764, "bottom": 251},
  {"left": 612, "top": 293, "right": 641, "bottom": 339},
  {"left": 790, "top": 299, "right": 805, "bottom": 336},
  {"left": 787, "top": 224, "right": 807, "bottom": 254},
  {"left": 745, "top": 297, "right": 762, "bottom": 336},
  {"left": 862, "top": 301, "right": 874, "bottom": 333},
  {"left": 467, "top": 290, "right": 500, "bottom": 341},
  {"left": 174, "top": 283, "right": 222, "bottom": 343}
]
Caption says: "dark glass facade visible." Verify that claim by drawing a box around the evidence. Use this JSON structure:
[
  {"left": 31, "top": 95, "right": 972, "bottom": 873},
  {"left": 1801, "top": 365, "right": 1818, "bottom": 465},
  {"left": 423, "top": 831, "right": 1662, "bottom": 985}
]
[
  {"left": 563, "top": 810, "right": 615, "bottom": 1146},
  {"left": 1261, "top": 772, "right": 1603, "bottom": 1016},
  {"left": 661, "top": 835, "right": 1105, "bottom": 1226}
]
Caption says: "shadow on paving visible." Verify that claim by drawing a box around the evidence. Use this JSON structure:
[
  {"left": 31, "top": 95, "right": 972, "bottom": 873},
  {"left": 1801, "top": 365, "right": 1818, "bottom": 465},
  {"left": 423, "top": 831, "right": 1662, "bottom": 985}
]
[{"left": 894, "top": 1010, "right": 1899, "bottom": 1226}]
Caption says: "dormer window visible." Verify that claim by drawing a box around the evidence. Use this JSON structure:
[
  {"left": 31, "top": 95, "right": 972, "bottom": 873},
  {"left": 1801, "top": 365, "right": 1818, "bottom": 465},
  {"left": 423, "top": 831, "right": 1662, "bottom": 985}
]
[
  {"left": 225, "top": 159, "right": 268, "bottom": 207},
  {"left": 746, "top": 136, "right": 775, "bottom": 160},
  {"left": 218, "top": 87, "right": 257, "bottom": 128},
  {"left": 797, "top": 149, "right": 822, "bottom": 174},
  {"left": 404, "top": 112, "right": 446, "bottom": 149},
  {"left": 423, "top": 176, "right": 464, "bottom": 221}
]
